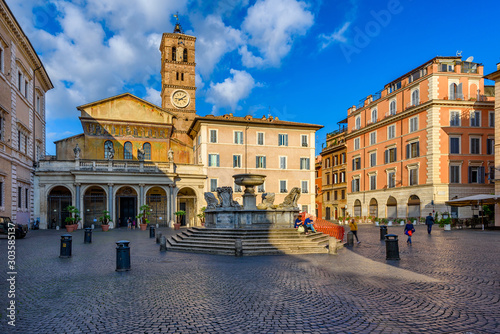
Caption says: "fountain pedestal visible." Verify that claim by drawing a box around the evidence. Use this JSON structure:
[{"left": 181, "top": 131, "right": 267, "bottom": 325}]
[{"left": 233, "top": 174, "right": 266, "bottom": 210}]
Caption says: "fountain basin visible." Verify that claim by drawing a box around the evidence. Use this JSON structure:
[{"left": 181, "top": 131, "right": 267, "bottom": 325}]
[{"left": 233, "top": 174, "right": 266, "bottom": 187}]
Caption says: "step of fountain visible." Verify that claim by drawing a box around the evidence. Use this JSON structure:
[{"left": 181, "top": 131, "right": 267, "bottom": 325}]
[{"left": 167, "top": 227, "right": 330, "bottom": 256}]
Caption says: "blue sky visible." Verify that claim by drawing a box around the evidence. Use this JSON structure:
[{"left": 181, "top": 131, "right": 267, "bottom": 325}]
[{"left": 7, "top": 0, "right": 500, "bottom": 155}]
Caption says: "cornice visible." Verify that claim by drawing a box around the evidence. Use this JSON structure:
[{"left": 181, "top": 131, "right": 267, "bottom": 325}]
[{"left": 164, "top": 60, "right": 196, "bottom": 66}]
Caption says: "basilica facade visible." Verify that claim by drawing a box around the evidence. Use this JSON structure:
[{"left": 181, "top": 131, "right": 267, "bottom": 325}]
[{"left": 34, "top": 24, "right": 321, "bottom": 229}]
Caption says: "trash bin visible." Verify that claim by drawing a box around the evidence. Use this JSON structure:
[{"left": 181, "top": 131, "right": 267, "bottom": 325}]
[
  {"left": 60, "top": 234, "right": 72, "bottom": 258},
  {"left": 116, "top": 240, "right": 131, "bottom": 271},
  {"left": 380, "top": 225, "right": 388, "bottom": 241},
  {"left": 346, "top": 231, "right": 354, "bottom": 246},
  {"left": 149, "top": 225, "right": 156, "bottom": 238},
  {"left": 84, "top": 228, "right": 92, "bottom": 244},
  {"left": 385, "top": 234, "right": 400, "bottom": 260}
]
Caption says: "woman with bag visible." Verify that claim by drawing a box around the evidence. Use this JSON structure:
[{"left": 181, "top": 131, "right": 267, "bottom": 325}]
[{"left": 404, "top": 219, "right": 415, "bottom": 245}]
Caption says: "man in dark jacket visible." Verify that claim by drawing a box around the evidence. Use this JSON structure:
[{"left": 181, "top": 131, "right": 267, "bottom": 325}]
[{"left": 425, "top": 213, "right": 434, "bottom": 234}]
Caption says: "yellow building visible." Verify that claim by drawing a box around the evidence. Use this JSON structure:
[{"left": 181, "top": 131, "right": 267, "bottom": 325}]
[
  {"left": 35, "top": 22, "right": 322, "bottom": 229},
  {"left": 0, "top": 0, "right": 53, "bottom": 224}
]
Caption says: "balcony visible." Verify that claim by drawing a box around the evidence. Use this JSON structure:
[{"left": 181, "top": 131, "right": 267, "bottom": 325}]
[{"left": 36, "top": 159, "right": 182, "bottom": 174}]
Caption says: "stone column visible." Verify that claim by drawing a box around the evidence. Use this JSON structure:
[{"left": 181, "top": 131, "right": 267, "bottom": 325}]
[
  {"left": 170, "top": 185, "right": 177, "bottom": 227},
  {"left": 166, "top": 185, "right": 171, "bottom": 225},
  {"left": 139, "top": 184, "right": 145, "bottom": 207},
  {"left": 38, "top": 183, "right": 47, "bottom": 229},
  {"left": 108, "top": 183, "right": 113, "bottom": 223},
  {"left": 75, "top": 183, "right": 81, "bottom": 212}
]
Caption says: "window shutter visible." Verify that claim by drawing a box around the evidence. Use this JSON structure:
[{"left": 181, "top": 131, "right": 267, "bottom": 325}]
[
  {"left": 394, "top": 148, "right": 397, "bottom": 161},
  {"left": 352, "top": 159, "right": 355, "bottom": 170},
  {"left": 458, "top": 83, "right": 463, "bottom": 99},
  {"left": 479, "top": 167, "right": 485, "bottom": 183},
  {"left": 385, "top": 150, "right": 388, "bottom": 164},
  {"left": 352, "top": 179, "right": 355, "bottom": 192},
  {"left": 263, "top": 156, "right": 266, "bottom": 169},
  {"left": 449, "top": 84, "right": 455, "bottom": 100},
  {"left": 217, "top": 155, "right": 220, "bottom": 167},
  {"left": 416, "top": 142, "right": 420, "bottom": 157},
  {"left": 468, "top": 167, "right": 472, "bottom": 183},
  {"left": 406, "top": 144, "right": 409, "bottom": 159},
  {"left": 256, "top": 156, "right": 259, "bottom": 168}
]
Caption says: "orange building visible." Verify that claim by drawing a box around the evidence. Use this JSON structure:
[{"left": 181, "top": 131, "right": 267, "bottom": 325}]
[
  {"left": 345, "top": 56, "right": 494, "bottom": 220},
  {"left": 320, "top": 120, "right": 347, "bottom": 220}
]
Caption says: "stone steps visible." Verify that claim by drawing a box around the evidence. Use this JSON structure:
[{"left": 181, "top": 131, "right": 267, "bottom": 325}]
[{"left": 167, "top": 227, "right": 330, "bottom": 256}]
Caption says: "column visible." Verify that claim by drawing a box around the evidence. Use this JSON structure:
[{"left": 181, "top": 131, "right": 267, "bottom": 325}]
[
  {"left": 75, "top": 183, "right": 81, "bottom": 212},
  {"left": 108, "top": 183, "right": 113, "bottom": 222},
  {"left": 166, "top": 185, "right": 171, "bottom": 224},
  {"left": 170, "top": 185, "right": 176, "bottom": 225},
  {"left": 139, "top": 184, "right": 145, "bottom": 208}
]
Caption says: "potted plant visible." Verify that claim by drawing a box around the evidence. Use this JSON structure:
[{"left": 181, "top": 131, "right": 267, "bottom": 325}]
[
  {"left": 136, "top": 204, "right": 151, "bottom": 231},
  {"left": 197, "top": 207, "right": 206, "bottom": 227},
  {"left": 174, "top": 210, "right": 186, "bottom": 230},
  {"left": 99, "top": 210, "right": 112, "bottom": 232},
  {"left": 438, "top": 212, "right": 451, "bottom": 230},
  {"left": 64, "top": 205, "right": 80, "bottom": 232}
]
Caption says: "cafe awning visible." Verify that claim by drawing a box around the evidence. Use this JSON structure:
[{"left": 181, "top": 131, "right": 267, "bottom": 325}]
[{"left": 445, "top": 194, "right": 499, "bottom": 207}]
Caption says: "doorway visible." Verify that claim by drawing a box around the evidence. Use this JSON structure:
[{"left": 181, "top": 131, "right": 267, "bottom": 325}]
[
  {"left": 179, "top": 202, "right": 186, "bottom": 226},
  {"left": 119, "top": 197, "right": 136, "bottom": 227}
]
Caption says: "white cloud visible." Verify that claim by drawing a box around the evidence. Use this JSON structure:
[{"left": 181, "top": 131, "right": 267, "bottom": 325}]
[
  {"left": 206, "top": 69, "right": 260, "bottom": 113},
  {"left": 7, "top": 0, "right": 188, "bottom": 120},
  {"left": 191, "top": 14, "right": 243, "bottom": 77},
  {"left": 143, "top": 87, "right": 162, "bottom": 106},
  {"left": 241, "top": 0, "right": 314, "bottom": 68},
  {"left": 319, "top": 21, "right": 351, "bottom": 49}
]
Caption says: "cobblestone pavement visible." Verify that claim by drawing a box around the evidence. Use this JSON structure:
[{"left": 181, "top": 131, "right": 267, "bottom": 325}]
[{"left": 0, "top": 225, "right": 499, "bottom": 334}]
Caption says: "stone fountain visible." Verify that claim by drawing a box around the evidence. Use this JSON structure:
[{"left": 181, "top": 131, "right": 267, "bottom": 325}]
[{"left": 204, "top": 174, "right": 300, "bottom": 229}]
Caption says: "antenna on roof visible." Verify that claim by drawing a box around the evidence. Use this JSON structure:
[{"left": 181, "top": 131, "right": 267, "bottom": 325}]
[
  {"left": 268, "top": 106, "right": 271, "bottom": 118},
  {"left": 465, "top": 56, "right": 474, "bottom": 62},
  {"left": 456, "top": 50, "right": 462, "bottom": 57}
]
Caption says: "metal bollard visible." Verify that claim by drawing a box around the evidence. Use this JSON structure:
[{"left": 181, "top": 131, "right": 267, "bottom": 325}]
[
  {"left": 385, "top": 234, "right": 400, "bottom": 260},
  {"left": 84, "top": 228, "right": 92, "bottom": 244},
  {"left": 380, "top": 225, "right": 388, "bottom": 241},
  {"left": 156, "top": 233, "right": 162, "bottom": 244},
  {"left": 235, "top": 238, "right": 243, "bottom": 257},
  {"left": 60, "top": 234, "right": 72, "bottom": 258},
  {"left": 116, "top": 240, "right": 131, "bottom": 271},
  {"left": 346, "top": 231, "right": 354, "bottom": 246},
  {"left": 149, "top": 225, "right": 156, "bottom": 238},
  {"left": 160, "top": 236, "right": 167, "bottom": 252}
]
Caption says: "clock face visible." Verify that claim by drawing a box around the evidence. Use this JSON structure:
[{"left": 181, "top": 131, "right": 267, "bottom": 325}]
[{"left": 171, "top": 90, "right": 190, "bottom": 108}]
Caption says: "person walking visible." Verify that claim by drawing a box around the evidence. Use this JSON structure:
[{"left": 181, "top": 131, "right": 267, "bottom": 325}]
[
  {"left": 349, "top": 219, "right": 360, "bottom": 244},
  {"left": 404, "top": 219, "right": 415, "bottom": 245},
  {"left": 425, "top": 213, "right": 435, "bottom": 234},
  {"left": 127, "top": 217, "right": 132, "bottom": 230}
]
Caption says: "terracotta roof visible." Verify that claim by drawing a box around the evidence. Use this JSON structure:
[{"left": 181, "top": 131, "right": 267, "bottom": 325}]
[{"left": 192, "top": 113, "right": 323, "bottom": 129}]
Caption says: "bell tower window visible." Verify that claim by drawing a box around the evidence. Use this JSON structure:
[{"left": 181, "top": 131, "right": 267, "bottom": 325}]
[
  {"left": 181, "top": 73, "right": 184, "bottom": 81},
  {"left": 183, "top": 49, "right": 188, "bottom": 62},
  {"left": 172, "top": 47, "right": 176, "bottom": 61}
]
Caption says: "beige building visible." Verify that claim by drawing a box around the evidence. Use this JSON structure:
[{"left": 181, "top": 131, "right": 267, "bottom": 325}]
[
  {"left": 485, "top": 63, "right": 500, "bottom": 227},
  {"left": 34, "top": 22, "right": 323, "bottom": 229},
  {"left": 189, "top": 114, "right": 322, "bottom": 213},
  {"left": 0, "top": 0, "right": 53, "bottom": 224}
]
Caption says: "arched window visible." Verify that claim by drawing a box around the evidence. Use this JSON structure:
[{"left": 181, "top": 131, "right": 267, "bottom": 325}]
[
  {"left": 371, "top": 109, "right": 377, "bottom": 123},
  {"left": 355, "top": 116, "right": 361, "bottom": 130},
  {"left": 143, "top": 143, "right": 151, "bottom": 160},
  {"left": 124, "top": 142, "right": 133, "bottom": 160},
  {"left": 390, "top": 100, "right": 396, "bottom": 115},
  {"left": 183, "top": 48, "right": 188, "bottom": 62},
  {"left": 172, "top": 47, "right": 176, "bottom": 61},
  {"left": 104, "top": 140, "right": 113, "bottom": 159},
  {"left": 412, "top": 90, "right": 420, "bottom": 106}
]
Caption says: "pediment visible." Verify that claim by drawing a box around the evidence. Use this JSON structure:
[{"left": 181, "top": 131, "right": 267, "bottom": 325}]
[{"left": 77, "top": 93, "right": 173, "bottom": 124}]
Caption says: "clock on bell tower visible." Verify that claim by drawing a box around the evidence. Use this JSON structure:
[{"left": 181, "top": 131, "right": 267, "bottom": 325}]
[{"left": 160, "top": 19, "right": 197, "bottom": 144}]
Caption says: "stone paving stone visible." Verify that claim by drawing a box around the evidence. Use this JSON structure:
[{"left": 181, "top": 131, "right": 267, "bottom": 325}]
[{"left": 0, "top": 225, "right": 498, "bottom": 333}]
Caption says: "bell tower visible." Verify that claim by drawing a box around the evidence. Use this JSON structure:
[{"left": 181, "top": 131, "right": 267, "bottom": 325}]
[{"left": 160, "top": 18, "right": 197, "bottom": 145}]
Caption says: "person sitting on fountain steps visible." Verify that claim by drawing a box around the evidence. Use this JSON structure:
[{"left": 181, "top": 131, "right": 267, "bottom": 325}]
[{"left": 304, "top": 217, "right": 316, "bottom": 235}]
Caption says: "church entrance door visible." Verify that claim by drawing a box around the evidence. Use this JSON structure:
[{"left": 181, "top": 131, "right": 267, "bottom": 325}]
[{"left": 119, "top": 197, "right": 136, "bottom": 227}]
